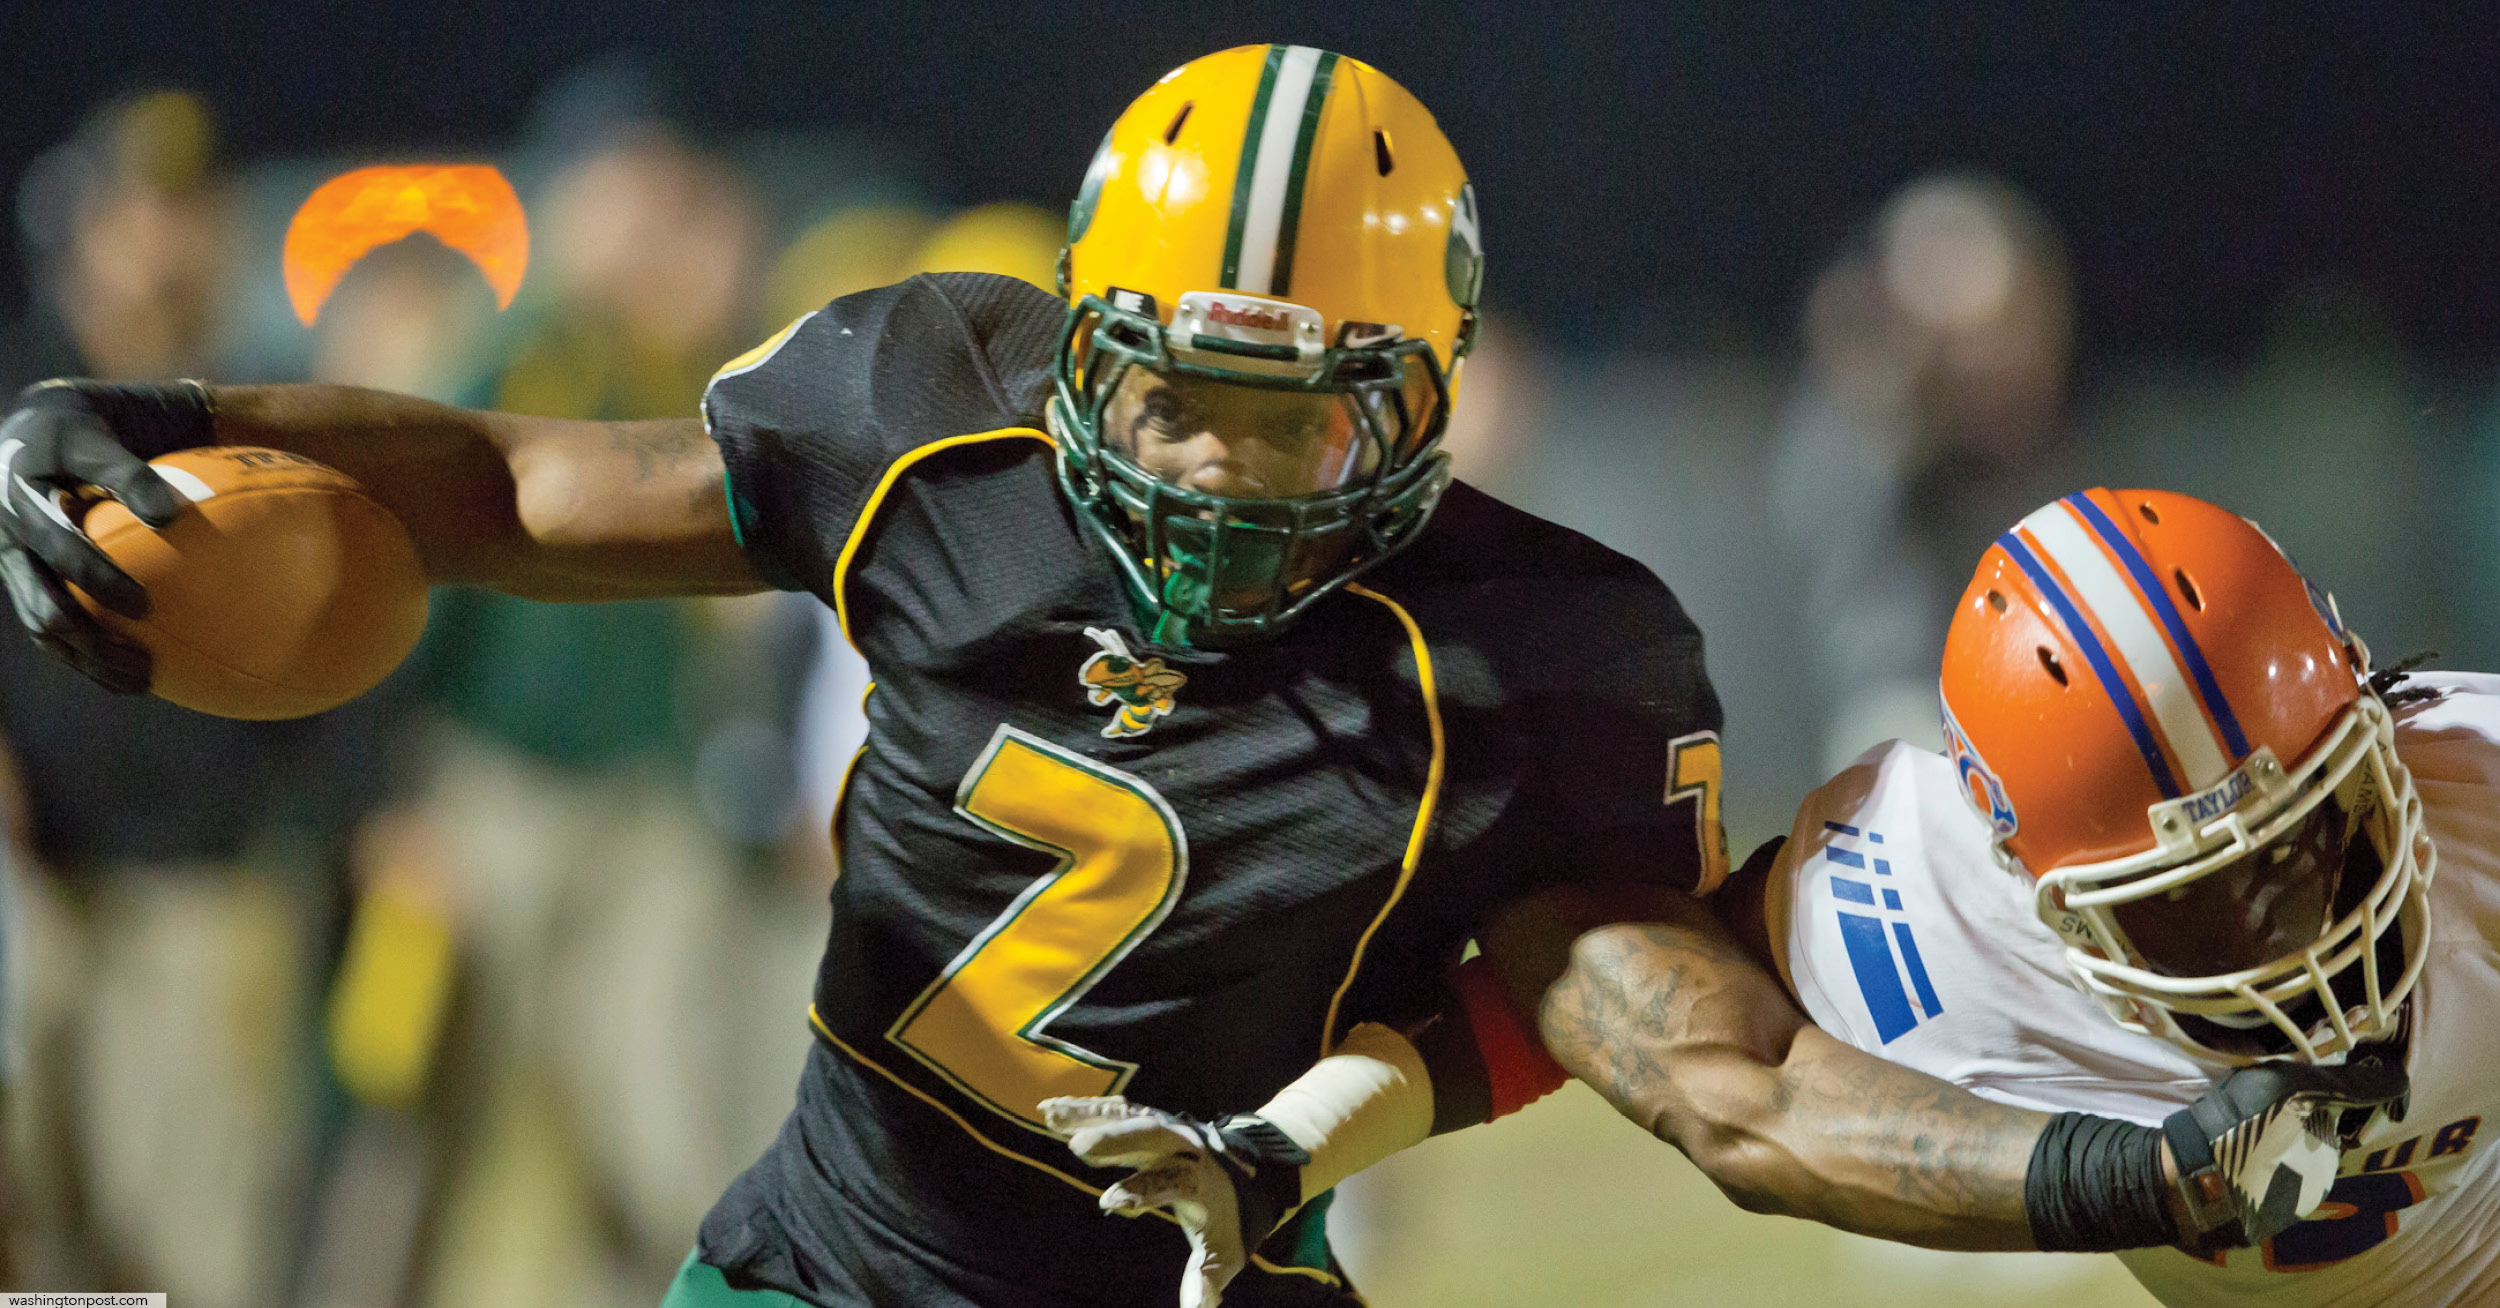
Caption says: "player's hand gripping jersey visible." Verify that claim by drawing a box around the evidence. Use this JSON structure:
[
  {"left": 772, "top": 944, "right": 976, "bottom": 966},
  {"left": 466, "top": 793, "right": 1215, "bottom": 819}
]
[
  {"left": 1769, "top": 673, "right": 2500, "bottom": 1305},
  {"left": 695, "top": 271, "right": 1724, "bottom": 1307}
]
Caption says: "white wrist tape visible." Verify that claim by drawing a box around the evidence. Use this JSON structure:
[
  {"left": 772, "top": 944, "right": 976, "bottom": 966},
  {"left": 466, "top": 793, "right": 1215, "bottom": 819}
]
[{"left": 1252, "top": 1021, "right": 1434, "bottom": 1203}]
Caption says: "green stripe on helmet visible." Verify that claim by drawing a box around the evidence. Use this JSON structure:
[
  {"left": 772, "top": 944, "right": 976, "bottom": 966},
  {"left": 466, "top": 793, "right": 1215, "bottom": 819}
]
[
  {"left": 1266, "top": 50, "right": 1340, "bottom": 299},
  {"left": 1219, "top": 44, "right": 1288, "bottom": 290},
  {"left": 1067, "top": 128, "right": 1116, "bottom": 246}
]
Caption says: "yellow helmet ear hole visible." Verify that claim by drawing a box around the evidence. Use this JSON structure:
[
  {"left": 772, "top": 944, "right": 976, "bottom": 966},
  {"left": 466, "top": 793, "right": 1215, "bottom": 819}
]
[
  {"left": 1164, "top": 102, "right": 1194, "bottom": 145},
  {"left": 1373, "top": 129, "right": 1395, "bottom": 176}
]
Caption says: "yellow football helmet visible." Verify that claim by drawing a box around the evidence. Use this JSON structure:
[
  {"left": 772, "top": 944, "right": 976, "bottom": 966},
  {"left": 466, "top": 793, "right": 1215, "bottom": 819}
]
[{"left": 1051, "top": 44, "right": 1481, "bottom": 646}]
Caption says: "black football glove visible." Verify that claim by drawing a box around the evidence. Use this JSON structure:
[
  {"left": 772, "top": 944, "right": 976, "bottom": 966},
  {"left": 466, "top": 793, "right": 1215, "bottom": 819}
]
[
  {"left": 2167, "top": 1058, "right": 2409, "bottom": 1249},
  {"left": 0, "top": 380, "right": 209, "bottom": 692},
  {"left": 2027, "top": 1054, "right": 2408, "bottom": 1254}
]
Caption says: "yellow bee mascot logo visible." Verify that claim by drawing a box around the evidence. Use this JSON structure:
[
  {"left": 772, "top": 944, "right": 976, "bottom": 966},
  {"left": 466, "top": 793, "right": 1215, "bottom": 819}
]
[{"left": 1080, "top": 627, "right": 1186, "bottom": 739}]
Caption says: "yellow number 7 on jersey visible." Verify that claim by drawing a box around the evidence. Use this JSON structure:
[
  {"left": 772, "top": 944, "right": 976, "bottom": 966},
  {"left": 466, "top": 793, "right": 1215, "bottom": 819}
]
[
  {"left": 1669, "top": 730, "right": 1729, "bottom": 894},
  {"left": 887, "top": 725, "right": 1188, "bottom": 1133}
]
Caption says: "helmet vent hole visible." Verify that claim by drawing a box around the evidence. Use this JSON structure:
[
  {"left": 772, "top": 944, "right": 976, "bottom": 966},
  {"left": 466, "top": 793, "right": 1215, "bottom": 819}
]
[
  {"left": 1164, "top": 103, "right": 1194, "bottom": 145},
  {"left": 2037, "top": 646, "right": 2069, "bottom": 686},
  {"left": 1986, "top": 589, "right": 2008, "bottom": 613},
  {"left": 2139, "top": 501, "right": 2161, "bottom": 525},
  {"left": 2174, "top": 568, "right": 2203, "bottom": 611},
  {"left": 1373, "top": 129, "right": 1396, "bottom": 176}
]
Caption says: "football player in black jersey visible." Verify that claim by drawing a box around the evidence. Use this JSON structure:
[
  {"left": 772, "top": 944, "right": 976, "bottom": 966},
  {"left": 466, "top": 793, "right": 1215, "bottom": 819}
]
[{"left": 0, "top": 44, "right": 2401, "bottom": 1308}]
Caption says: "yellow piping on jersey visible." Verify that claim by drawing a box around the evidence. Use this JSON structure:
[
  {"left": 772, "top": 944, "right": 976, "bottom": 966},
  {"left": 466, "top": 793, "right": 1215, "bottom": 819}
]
[
  {"left": 709, "top": 311, "right": 814, "bottom": 388},
  {"left": 1320, "top": 584, "right": 1447, "bottom": 1057},
  {"left": 829, "top": 427, "right": 1056, "bottom": 647},
  {"left": 827, "top": 744, "right": 866, "bottom": 872},
  {"left": 825, "top": 682, "right": 874, "bottom": 869},
  {"left": 807, "top": 1006, "right": 1349, "bottom": 1290}
]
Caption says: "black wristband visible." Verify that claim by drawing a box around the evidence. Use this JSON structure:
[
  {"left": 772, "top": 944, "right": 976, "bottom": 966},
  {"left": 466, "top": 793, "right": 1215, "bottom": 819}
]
[
  {"left": 2023, "top": 1111, "right": 2177, "bottom": 1252},
  {"left": 1212, "top": 1114, "right": 1311, "bottom": 1242},
  {"left": 18, "top": 379, "right": 216, "bottom": 459}
]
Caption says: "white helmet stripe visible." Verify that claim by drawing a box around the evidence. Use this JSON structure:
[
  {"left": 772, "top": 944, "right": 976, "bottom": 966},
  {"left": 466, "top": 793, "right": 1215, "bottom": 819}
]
[
  {"left": 1231, "top": 45, "right": 1326, "bottom": 296},
  {"left": 2019, "top": 501, "right": 2233, "bottom": 789}
]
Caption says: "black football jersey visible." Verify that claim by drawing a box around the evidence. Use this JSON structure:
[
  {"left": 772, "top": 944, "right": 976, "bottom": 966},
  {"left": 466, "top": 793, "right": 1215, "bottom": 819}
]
[{"left": 693, "top": 273, "right": 1724, "bottom": 1308}]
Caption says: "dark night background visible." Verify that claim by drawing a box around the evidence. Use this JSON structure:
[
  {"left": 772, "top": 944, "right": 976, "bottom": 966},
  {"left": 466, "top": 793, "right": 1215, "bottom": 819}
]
[{"left": 4, "top": 0, "right": 2497, "bottom": 359}]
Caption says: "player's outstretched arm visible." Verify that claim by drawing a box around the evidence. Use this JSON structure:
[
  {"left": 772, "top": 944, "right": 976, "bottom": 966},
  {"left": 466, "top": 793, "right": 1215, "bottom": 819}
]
[
  {"left": 1489, "top": 883, "right": 2045, "bottom": 1250},
  {"left": 1480, "top": 882, "right": 2407, "bottom": 1254},
  {"left": 208, "top": 384, "right": 760, "bottom": 599},
  {"left": 1, "top": 379, "right": 762, "bottom": 687}
]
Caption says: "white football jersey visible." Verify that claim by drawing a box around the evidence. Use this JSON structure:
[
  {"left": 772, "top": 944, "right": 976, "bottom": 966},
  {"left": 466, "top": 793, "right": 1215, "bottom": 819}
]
[{"left": 1769, "top": 671, "right": 2500, "bottom": 1306}]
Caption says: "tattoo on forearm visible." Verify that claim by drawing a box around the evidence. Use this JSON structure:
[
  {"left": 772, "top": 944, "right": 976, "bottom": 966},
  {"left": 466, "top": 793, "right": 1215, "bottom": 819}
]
[
  {"left": 1776, "top": 1038, "right": 2034, "bottom": 1221},
  {"left": 689, "top": 474, "right": 725, "bottom": 518},
  {"left": 1540, "top": 919, "right": 2036, "bottom": 1236},
  {"left": 610, "top": 423, "right": 704, "bottom": 481},
  {"left": 1539, "top": 923, "right": 1694, "bottom": 1124}
]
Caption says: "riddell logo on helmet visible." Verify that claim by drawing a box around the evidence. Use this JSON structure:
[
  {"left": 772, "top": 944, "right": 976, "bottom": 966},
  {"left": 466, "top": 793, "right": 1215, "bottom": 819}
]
[
  {"left": 1207, "top": 300, "right": 1293, "bottom": 333},
  {"left": 1173, "top": 291, "right": 1321, "bottom": 356}
]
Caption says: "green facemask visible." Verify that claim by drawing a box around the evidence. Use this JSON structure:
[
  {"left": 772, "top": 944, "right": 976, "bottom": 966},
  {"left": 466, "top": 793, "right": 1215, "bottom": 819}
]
[{"left": 1050, "top": 293, "right": 1456, "bottom": 648}]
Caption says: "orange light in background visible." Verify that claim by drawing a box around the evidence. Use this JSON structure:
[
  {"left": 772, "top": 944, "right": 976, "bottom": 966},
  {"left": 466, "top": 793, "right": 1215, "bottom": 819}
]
[{"left": 283, "top": 164, "right": 527, "bottom": 326}]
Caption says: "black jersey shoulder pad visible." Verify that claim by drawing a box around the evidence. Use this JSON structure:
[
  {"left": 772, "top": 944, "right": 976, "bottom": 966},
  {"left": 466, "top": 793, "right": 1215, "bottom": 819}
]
[{"left": 702, "top": 273, "right": 1064, "bottom": 597}]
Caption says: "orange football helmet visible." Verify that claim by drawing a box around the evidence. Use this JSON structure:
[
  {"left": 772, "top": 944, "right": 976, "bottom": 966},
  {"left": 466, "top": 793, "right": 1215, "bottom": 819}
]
[{"left": 1939, "top": 488, "right": 2432, "bottom": 1063}]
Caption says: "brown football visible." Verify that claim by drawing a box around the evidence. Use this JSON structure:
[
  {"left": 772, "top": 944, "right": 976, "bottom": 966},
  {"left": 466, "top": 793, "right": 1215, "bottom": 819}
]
[{"left": 74, "top": 446, "right": 428, "bottom": 720}]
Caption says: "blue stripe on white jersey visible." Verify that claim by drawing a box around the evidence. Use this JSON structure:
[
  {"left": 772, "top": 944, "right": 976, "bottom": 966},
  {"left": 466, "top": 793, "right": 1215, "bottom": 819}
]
[{"left": 1825, "top": 824, "right": 1942, "bottom": 1044}]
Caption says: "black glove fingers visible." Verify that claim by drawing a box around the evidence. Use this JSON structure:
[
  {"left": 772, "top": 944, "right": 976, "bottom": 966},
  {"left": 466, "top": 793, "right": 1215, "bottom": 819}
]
[
  {"left": 38, "top": 618, "right": 152, "bottom": 695},
  {"left": 2302, "top": 1059, "right": 2408, "bottom": 1108},
  {"left": 0, "top": 544, "right": 149, "bottom": 693},
  {"left": 3, "top": 481, "right": 150, "bottom": 619},
  {"left": 56, "top": 413, "right": 184, "bottom": 528},
  {"left": 2234, "top": 1059, "right": 2409, "bottom": 1113},
  {"left": 2217, "top": 1058, "right": 2408, "bottom": 1123}
]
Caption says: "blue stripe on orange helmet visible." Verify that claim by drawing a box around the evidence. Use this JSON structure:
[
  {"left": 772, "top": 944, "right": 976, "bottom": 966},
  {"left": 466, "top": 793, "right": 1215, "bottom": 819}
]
[
  {"left": 2065, "top": 492, "right": 2252, "bottom": 761},
  {"left": 1997, "top": 530, "right": 2184, "bottom": 798}
]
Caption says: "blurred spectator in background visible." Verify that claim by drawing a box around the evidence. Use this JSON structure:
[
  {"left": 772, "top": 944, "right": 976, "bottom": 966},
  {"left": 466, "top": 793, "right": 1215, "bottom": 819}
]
[
  {"left": 281, "top": 210, "right": 506, "bottom": 1308},
  {"left": 908, "top": 201, "right": 1063, "bottom": 295},
  {"left": 762, "top": 204, "right": 932, "bottom": 333},
  {"left": 1770, "top": 172, "right": 2077, "bottom": 774},
  {"left": 306, "top": 233, "right": 502, "bottom": 402},
  {"left": 494, "top": 125, "right": 760, "bottom": 420},
  {"left": 5, "top": 89, "right": 228, "bottom": 383},
  {"left": 342, "top": 60, "right": 831, "bottom": 1308},
  {"left": 0, "top": 90, "right": 416, "bottom": 1308}
]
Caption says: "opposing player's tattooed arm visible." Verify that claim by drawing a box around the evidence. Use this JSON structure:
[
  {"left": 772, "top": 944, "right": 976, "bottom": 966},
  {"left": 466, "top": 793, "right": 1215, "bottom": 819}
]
[
  {"left": 210, "top": 384, "right": 762, "bottom": 600},
  {"left": 1480, "top": 882, "right": 2047, "bottom": 1251}
]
